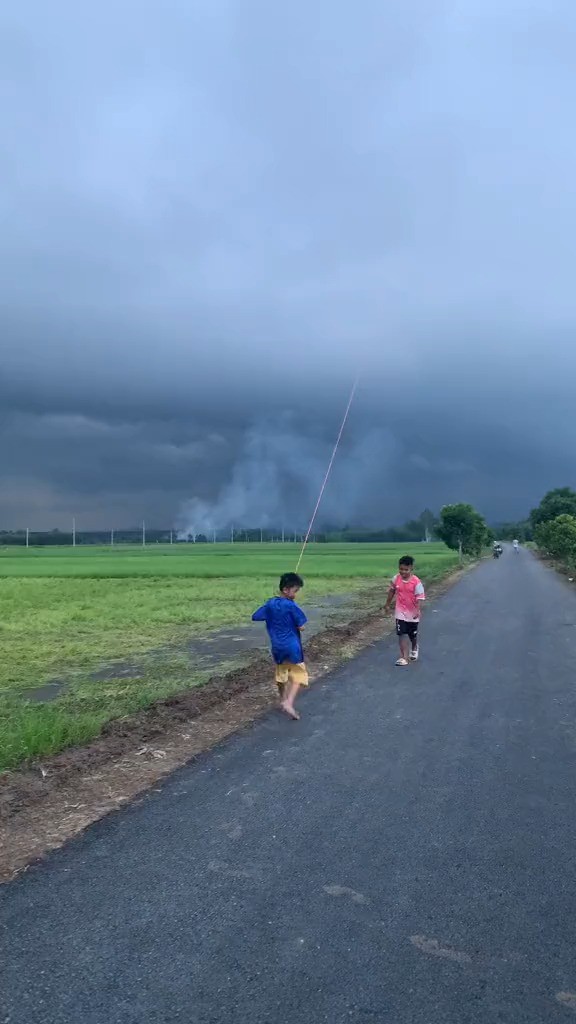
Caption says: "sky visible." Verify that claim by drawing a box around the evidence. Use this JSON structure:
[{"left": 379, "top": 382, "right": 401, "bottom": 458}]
[{"left": 2, "top": 0, "right": 576, "bottom": 531}]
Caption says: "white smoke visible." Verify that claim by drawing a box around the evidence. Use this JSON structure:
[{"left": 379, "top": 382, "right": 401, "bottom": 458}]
[{"left": 175, "top": 419, "right": 397, "bottom": 539}]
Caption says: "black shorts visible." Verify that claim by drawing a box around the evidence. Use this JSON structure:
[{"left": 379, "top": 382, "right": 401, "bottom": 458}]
[{"left": 396, "top": 619, "right": 419, "bottom": 644}]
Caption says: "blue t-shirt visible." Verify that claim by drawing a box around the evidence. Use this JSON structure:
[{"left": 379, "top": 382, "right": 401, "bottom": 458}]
[{"left": 251, "top": 597, "right": 307, "bottom": 665}]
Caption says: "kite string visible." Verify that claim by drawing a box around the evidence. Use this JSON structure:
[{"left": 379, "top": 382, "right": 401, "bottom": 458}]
[{"left": 295, "top": 376, "right": 360, "bottom": 573}]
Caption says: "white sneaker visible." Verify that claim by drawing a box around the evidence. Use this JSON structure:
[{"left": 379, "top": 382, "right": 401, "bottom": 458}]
[{"left": 409, "top": 649, "right": 419, "bottom": 662}]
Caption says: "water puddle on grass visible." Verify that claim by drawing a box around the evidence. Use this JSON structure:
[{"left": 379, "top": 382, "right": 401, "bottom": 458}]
[
  {"left": 20, "top": 593, "right": 361, "bottom": 704},
  {"left": 91, "top": 664, "right": 143, "bottom": 682},
  {"left": 22, "top": 680, "right": 67, "bottom": 704},
  {"left": 183, "top": 593, "right": 354, "bottom": 667}
]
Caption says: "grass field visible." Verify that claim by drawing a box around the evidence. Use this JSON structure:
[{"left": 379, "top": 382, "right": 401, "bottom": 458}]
[{"left": 0, "top": 543, "right": 458, "bottom": 770}]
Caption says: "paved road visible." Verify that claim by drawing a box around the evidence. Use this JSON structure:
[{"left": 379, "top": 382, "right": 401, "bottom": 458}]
[{"left": 2, "top": 549, "right": 576, "bottom": 1023}]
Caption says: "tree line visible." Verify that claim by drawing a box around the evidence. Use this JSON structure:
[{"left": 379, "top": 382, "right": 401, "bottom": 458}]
[
  {"left": 0, "top": 529, "right": 173, "bottom": 547},
  {"left": 433, "top": 489, "right": 576, "bottom": 564},
  {"left": 1, "top": 491, "right": 572, "bottom": 556},
  {"left": 436, "top": 487, "right": 576, "bottom": 566},
  {"left": 0, "top": 511, "right": 441, "bottom": 547},
  {"left": 0, "top": 508, "right": 509, "bottom": 550}
]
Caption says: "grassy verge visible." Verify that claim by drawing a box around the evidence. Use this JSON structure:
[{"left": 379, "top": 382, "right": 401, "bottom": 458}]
[{"left": 0, "top": 543, "right": 458, "bottom": 770}]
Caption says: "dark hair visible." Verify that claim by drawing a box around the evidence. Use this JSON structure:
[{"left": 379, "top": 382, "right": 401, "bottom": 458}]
[
  {"left": 399, "top": 555, "right": 414, "bottom": 567},
  {"left": 280, "top": 572, "right": 304, "bottom": 591}
]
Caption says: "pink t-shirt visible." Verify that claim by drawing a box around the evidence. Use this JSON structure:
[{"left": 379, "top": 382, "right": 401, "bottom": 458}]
[{"left": 391, "top": 573, "right": 425, "bottom": 622}]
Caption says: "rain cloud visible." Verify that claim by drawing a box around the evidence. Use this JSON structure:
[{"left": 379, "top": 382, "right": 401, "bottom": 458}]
[{"left": 2, "top": 0, "right": 576, "bottom": 529}]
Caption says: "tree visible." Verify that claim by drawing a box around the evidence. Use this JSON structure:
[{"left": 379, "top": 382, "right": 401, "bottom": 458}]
[
  {"left": 437, "top": 503, "right": 489, "bottom": 559},
  {"left": 530, "top": 488, "right": 576, "bottom": 529},
  {"left": 535, "top": 514, "right": 576, "bottom": 566},
  {"left": 495, "top": 520, "right": 532, "bottom": 542}
]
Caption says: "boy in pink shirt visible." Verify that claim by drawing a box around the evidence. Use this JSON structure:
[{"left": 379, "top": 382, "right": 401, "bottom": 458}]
[{"left": 385, "top": 555, "right": 426, "bottom": 666}]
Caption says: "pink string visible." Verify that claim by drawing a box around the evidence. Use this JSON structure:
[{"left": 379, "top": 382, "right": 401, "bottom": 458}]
[{"left": 295, "top": 376, "right": 360, "bottom": 572}]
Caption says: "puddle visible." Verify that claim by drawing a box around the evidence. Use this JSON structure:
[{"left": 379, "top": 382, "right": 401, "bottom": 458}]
[
  {"left": 183, "top": 594, "right": 355, "bottom": 667},
  {"left": 19, "top": 592, "right": 361, "bottom": 704},
  {"left": 21, "top": 665, "right": 141, "bottom": 702},
  {"left": 22, "top": 680, "right": 67, "bottom": 704},
  {"left": 91, "top": 664, "right": 142, "bottom": 682}
]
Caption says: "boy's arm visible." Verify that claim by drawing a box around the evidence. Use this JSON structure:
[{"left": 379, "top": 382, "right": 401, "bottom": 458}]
[
  {"left": 291, "top": 604, "right": 307, "bottom": 630},
  {"left": 384, "top": 581, "right": 396, "bottom": 614},
  {"left": 251, "top": 604, "right": 268, "bottom": 622},
  {"left": 415, "top": 581, "right": 425, "bottom": 614}
]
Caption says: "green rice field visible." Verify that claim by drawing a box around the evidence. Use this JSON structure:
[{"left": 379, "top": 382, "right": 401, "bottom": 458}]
[{"left": 0, "top": 542, "right": 458, "bottom": 770}]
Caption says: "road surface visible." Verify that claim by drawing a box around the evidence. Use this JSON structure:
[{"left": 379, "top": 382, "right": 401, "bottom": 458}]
[{"left": 2, "top": 549, "right": 576, "bottom": 1023}]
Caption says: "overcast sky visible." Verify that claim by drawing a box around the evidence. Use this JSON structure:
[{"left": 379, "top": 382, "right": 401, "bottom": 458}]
[{"left": 2, "top": 0, "right": 576, "bottom": 530}]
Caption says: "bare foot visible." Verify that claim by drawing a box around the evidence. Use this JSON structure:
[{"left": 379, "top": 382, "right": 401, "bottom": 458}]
[{"left": 281, "top": 702, "right": 300, "bottom": 721}]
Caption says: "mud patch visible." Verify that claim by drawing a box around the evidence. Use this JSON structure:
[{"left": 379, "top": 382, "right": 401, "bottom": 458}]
[{"left": 0, "top": 568, "right": 468, "bottom": 883}]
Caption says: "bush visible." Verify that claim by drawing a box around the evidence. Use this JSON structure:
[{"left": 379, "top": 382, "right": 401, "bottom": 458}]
[{"left": 535, "top": 514, "right": 576, "bottom": 566}]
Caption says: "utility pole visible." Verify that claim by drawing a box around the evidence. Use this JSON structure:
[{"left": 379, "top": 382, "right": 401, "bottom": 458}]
[
  {"left": 26, "top": 528, "right": 29, "bottom": 549},
  {"left": 72, "top": 517, "right": 76, "bottom": 548},
  {"left": 281, "top": 523, "right": 285, "bottom": 543},
  {"left": 111, "top": 529, "right": 114, "bottom": 547},
  {"left": 213, "top": 529, "right": 216, "bottom": 544},
  {"left": 142, "top": 520, "right": 146, "bottom": 548},
  {"left": 231, "top": 525, "right": 235, "bottom": 544},
  {"left": 260, "top": 527, "right": 263, "bottom": 544},
  {"left": 170, "top": 530, "right": 173, "bottom": 545}
]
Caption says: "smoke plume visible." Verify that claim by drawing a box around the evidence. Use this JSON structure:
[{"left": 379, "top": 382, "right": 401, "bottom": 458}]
[{"left": 176, "top": 419, "right": 397, "bottom": 538}]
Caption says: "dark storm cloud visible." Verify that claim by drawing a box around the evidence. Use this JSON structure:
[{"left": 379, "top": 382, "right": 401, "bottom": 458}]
[{"left": 2, "top": 0, "right": 576, "bottom": 528}]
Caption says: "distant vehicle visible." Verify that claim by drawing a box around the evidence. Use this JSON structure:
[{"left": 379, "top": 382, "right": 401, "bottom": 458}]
[{"left": 493, "top": 542, "right": 503, "bottom": 559}]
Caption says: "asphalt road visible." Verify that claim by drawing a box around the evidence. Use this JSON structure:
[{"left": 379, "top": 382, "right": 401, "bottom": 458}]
[{"left": 2, "top": 548, "right": 576, "bottom": 1024}]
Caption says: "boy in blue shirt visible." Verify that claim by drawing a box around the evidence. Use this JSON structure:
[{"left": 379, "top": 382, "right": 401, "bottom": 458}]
[{"left": 252, "top": 572, "right": 308, "bottom": 720}]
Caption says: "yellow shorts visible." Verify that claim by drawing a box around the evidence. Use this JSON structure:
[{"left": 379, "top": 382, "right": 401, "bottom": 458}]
[{"left": 274, "top": 661, "right": 309, "bottom": 688}]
